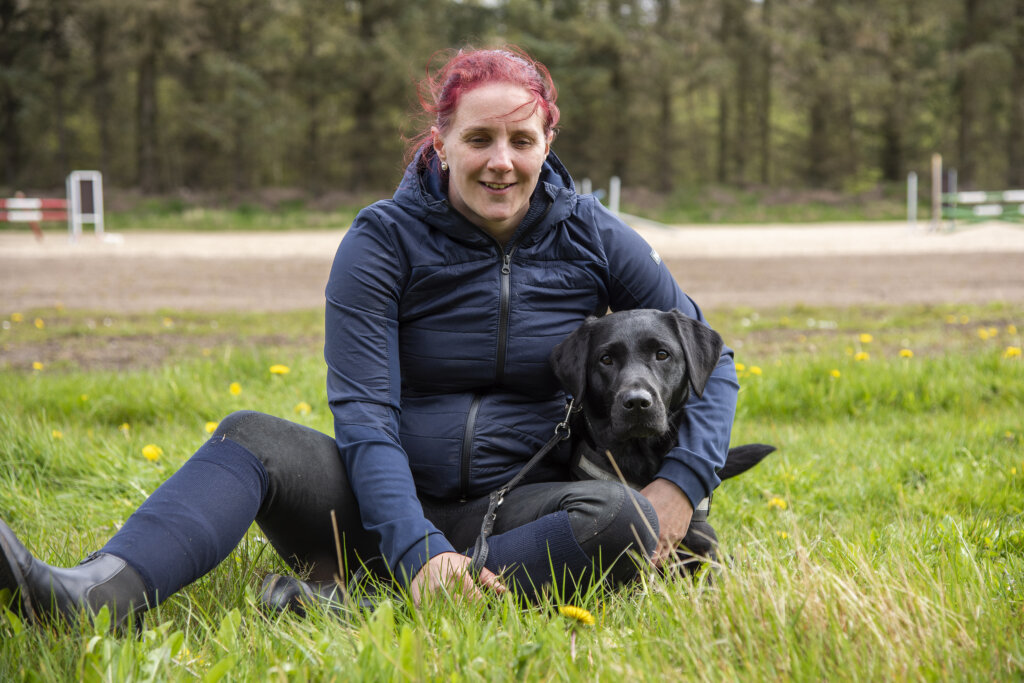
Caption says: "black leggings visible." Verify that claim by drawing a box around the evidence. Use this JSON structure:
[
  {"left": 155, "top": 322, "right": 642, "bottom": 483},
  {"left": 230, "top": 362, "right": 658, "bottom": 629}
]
[{"left": 103, "top": 411, "right": 658, "bottom": 602}]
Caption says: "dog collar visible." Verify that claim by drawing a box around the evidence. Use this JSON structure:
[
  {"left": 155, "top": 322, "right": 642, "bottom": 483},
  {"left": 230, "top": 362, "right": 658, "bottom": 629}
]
[
  {"left": 571, "top": 441, "right": 711, "bottom": 521},
  {"left": 571, "top": 440, "right": 645, "bottom": 490}
]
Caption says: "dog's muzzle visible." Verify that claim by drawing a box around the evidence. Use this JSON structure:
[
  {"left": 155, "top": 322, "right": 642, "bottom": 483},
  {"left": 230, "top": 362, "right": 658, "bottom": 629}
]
[{"left": 611, "top": 387, "right": 668, "bottom": 439}]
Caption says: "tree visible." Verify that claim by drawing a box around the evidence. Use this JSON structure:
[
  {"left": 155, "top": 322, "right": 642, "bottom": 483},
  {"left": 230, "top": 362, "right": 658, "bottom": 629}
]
[{"left": 0, "top": 0, "right": 41, "bottom": 187}]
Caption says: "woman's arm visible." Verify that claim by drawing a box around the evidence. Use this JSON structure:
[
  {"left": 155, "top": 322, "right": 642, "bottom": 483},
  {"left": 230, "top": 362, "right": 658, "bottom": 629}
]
[
  {"left": 594, "top": 203, "right": 739, "bottom": 530},
  {"left": 325, "top": 208, "right": 457, "bottom": 586}
]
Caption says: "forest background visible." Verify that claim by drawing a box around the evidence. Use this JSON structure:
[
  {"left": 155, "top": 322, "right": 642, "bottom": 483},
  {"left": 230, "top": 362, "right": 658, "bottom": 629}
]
[{"left": 2, "top": 0, "right": 1023, "bottom": 210}]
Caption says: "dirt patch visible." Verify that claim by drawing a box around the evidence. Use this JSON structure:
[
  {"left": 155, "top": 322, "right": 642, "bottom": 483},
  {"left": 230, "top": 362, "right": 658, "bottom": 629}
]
[
  {"left": 3, "top": 224, "right": 1023, "bottom": 370},
  {"left": 1, "top": 330, "right": 321, "bottom": 372}
]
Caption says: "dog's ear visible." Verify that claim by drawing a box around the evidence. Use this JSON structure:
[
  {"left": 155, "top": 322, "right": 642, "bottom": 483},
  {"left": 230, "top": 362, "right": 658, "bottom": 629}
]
[
  {"left": 666, "top": 310, "right": 724, "bottom": 399},
  {"left": 550, "top": 317, "right": 597, "bottom": 400}
]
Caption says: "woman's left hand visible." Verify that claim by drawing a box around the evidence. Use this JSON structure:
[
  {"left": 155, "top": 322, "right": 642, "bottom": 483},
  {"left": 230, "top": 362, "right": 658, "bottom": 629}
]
[
  {"left": 639, "top": 478, "right": 693, "bottom": 567},
  {"left": 409, "top": 551, "right": 506, "bottom": 607}
]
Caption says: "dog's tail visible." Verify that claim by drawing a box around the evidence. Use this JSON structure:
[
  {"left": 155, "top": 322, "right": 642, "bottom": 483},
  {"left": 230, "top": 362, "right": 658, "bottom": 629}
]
[{"left": 719, "top": 443, "right": 776, "bottom": 481}]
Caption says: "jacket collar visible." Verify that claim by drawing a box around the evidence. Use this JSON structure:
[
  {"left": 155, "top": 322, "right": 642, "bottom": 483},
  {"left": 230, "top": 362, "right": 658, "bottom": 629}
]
[{"left": 393, "top": 146, "right": 577, "bottom": 248}]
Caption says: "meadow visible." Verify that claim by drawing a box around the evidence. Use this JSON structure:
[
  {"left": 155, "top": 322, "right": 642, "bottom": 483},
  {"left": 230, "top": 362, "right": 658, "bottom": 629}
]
[{"left": 0, "top": 302, "right": 1022, "bottom": 681}]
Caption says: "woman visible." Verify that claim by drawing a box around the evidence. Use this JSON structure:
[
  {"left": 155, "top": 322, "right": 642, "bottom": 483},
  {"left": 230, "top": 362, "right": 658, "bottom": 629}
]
[{"left": 0, "top": 47, "right": 737, "bottom": 627}]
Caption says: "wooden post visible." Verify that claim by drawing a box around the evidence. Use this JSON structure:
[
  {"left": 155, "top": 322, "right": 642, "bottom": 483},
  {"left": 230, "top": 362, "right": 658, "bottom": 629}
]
[
  {"left": 907, "top": 171, "right": 917, "bottom": 230},
  {"left": 930, "top": 153, "right": 942, "bottom": 232},
  {"left": 609, "top": 176, "right": 621, "bottom": 215}
]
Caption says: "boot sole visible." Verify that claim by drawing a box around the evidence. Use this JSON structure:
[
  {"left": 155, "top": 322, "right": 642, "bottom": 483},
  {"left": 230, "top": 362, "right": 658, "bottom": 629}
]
[{"left": 0, "top": 519, "right": 39, "bottom": 623}]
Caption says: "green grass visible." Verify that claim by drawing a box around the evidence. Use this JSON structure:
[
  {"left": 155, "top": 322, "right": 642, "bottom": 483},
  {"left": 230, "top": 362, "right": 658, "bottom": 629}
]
[
  {"left": 0, "top": 186, "right": 914, "bottom": 235},
  {"left": 624, "top": 184, "right": 912, "bottom": 224},
  {"left": 1, "top": 303, "right": 1022, "bottom": 680}
]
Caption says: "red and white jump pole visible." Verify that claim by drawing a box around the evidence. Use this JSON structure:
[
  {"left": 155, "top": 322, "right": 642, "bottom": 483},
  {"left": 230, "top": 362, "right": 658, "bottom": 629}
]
[{"left": 0, "top": 171, "right": 104, "bottom": 242}]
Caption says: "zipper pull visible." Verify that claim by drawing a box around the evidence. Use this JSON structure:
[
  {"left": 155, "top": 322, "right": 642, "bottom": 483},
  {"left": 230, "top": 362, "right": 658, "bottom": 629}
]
[{"left": 501, "top": 252, "right": 512, "bottom": 275}]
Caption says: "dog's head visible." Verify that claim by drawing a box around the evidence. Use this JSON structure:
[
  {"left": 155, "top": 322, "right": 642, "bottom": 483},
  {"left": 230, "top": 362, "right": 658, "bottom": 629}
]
[{"left": 550, "top": 309, "right": 723, "bottom": 443}]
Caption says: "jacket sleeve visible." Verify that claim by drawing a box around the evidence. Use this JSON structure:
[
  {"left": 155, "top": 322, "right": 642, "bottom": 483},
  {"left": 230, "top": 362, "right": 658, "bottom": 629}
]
[
  {"left": 595, "top": 203, "right": 739, "bottom": 508},
  {"left": 324, "top": 208, "right": 455, "bottom": 584}
]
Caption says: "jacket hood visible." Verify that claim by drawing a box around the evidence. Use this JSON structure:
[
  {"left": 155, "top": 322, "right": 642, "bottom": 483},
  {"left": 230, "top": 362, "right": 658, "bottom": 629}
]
[{"left": 392, "top": 145, "right": 578, "bottom": 248}]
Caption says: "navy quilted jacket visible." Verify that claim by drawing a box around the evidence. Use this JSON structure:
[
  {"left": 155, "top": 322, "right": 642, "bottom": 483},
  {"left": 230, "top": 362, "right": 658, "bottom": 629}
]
[{"left": 324, "top": 149, "right": 738, "bottom": 584}]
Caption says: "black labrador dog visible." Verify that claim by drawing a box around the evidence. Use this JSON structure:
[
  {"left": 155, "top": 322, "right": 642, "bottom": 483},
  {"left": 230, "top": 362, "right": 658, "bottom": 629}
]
[{"left": 550, "top": 308, "right": 774, "bottom": 569}]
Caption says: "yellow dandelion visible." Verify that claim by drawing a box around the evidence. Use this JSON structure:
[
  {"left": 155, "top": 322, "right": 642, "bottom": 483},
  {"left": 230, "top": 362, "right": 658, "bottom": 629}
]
[
  {"left": 118, "top": 423, "right": 131, "bottom": 438},
  {"left": 204, "top": 421, "right": 219, "bottom": 433},
  {"left": 558, "top": 605, "right": 596, "bottom": 626},
  {"left": 229, "top": 382, "right": 242, "bottom": 396},
  {"left": 776, "top": 531, "right": 789, "bottom": 539},
  {"left": 768, "top": 496, "right": 788, "bottom": 510},
  {"left": 51, "top": 430, "right": 63, "bottom": 439},
  {"left": 899, "top": 349, "right": 914, "bottom": 359},
  {"left": 944, "top": 314, "right": 957, "bottom": 324},
  {"left": 988, "top": 326, "right": 999, "bottom": 338},
  {"left": 80, "top": 393, "right": 89, "bottom": 402},
  {"left": 201, "top": 348, "right": 212, "bottom": 357},
  {"left": 859, "top": 333, "right": 873, "bottom": 344},
  {"left": 735, "top": 362, "right": 746, "bottom": 372},
  {"left": 978, "top": 328, "right": 991, "bottom": 340},
  {"left": 32, "top": 361, "right": 44, "bottom": 371},
  {"left": 1011, "top": 467, "right": 1017, "bottom": 476},
  {"left": 162, "top": 317, "right": 174, "bottom": 328},
  {"left": 749, "top": 366, "right": 763, "bottom": 376},
  {"left": 960, "top": 315, "right": 970, "bottom": 324},
  {"left": 10, "top": 312, "right": 23, "bottom": 323},
  {"left": 269, "top": 364, "right": 291, "bottom": 375},
  {"left": 294, "top": 401, "right": 312, "bottom": 415},
  {"left": 34, "top": 318, "right": 45, "bottom": 329},
  {"left": 830, "top": 369, "right": 841, "bottom": 379},
  {"left": 142, "top": 444, "right": 163, "bottom": 462},
  {"left": 1008, "top": 324, "right": 1018, "bottom": 336},
  {"left": 1004, "top": 346, "right": 1021, "bottom": 359},
  {"left": 854, "top": 351, "right": 870, "bottom": 362}
]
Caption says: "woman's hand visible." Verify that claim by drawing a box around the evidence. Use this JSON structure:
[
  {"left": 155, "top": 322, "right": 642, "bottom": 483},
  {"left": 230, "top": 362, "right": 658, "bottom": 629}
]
[
  {"left": 409, "top": 552, "right": 506, "bottom": 606},
  {"left": 639, "top": 478, "right": 694, "bottom": 568}
]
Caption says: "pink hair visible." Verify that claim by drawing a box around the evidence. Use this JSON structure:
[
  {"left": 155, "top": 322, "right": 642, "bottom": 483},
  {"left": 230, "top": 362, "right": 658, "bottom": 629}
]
[{"left": 407, "top": 46, "right": 560, "bottom": 165}]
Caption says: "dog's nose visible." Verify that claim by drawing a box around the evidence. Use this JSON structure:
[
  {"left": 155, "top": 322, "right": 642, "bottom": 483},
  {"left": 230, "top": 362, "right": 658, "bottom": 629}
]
[{"left": 622, "top": 389, "right": 653, "bottom": 412}]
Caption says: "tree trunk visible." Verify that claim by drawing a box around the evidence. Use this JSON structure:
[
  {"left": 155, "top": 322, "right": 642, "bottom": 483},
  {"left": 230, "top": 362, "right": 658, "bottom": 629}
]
[
  {"left": 302, "top": 8, "right": 322, "bottom": 194},
  {"left": 87, "top": 11, "right": 113, "bottom": 177},
  {"left": 732, "top": 1, "right": 750, "bottom": 183},
  {"left": 716, "top": 1, "right": 734, "bottom": 184},
  {"left": 1008, "top": 0, "right": 1024, "bottom": 187},
  {"left": 0, "top": 0, "right": 25, "bottom": 186},
  {"left": 656, "top": 0, "right": 673, "bottom": 193},
  {"left": 47, "top": 2, "right": 70, "bottom": 175},
  {"left": 135, "top": 11, "right": 161, "bottom": 192},
  {"left": 956, "top": 0, "right": 979, "bottom": 184},
  {"left": 759, "top": 0, "right": 772, "bottom": 185},
  {"left": 350, "top": 0, "right": 382, "bottom": 191}
]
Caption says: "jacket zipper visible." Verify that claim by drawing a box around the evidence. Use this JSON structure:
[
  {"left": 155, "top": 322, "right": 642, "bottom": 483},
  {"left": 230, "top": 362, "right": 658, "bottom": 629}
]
[
  {"left": 460, "top": 392, "right": 483, "bottom": 500},
  {"left": 495, "top": 247, "right": 517, "bottom": 384},
  {"left": 459, "top": 245, "right": 516, "bottom": 500}
]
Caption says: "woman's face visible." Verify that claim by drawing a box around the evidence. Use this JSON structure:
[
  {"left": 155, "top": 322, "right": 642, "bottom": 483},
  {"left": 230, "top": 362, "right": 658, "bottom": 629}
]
[{"left": 433, "top": 83, "right": 551, "bottom": 243}]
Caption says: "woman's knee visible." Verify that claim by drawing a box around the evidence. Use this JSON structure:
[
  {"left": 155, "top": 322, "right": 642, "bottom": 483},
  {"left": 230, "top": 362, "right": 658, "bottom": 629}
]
[
  {"left": 211, "top": 410, "right": 334, "bottom": 469},
  {"left": 212, "top": 410, "right": 271, "bottom": 445},
  {"left": 564, "top": 481, "right": 659, "bottom": 559}
]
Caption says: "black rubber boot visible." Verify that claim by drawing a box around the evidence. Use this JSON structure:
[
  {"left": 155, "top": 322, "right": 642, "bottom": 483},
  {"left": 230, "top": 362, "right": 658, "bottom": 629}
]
[
  {"left": 259, "top": 574, "right": 350, "bottom": 618},
  {"left": 259, "top": 571, "right": 391, "bottom": 618},
  {"left": 0, "top": 519, "right": 148, "bottom": 630}
]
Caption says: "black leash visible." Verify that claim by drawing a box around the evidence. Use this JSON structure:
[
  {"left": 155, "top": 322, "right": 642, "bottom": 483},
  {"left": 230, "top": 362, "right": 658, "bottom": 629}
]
[{"left": 469, "top": 398, "right": 577, "bottom": 573}]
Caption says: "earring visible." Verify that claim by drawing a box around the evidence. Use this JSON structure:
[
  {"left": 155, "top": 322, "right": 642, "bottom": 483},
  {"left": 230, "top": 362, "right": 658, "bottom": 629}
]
[{"left": 440, "top": 161, "right": 448, "bottom": 172}]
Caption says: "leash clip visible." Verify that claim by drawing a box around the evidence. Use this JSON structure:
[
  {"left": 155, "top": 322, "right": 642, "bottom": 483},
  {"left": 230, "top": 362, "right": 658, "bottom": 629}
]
[{"left": 555, "top": 398, "right": 576, "bottom": 441}]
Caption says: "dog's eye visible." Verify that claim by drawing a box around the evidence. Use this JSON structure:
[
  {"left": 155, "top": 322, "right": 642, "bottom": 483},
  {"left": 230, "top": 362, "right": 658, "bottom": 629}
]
[
  {"left": 655, "top": 350, "right": 670, "bottom": 361},
  {"left": 599, "top": 354, "right": 613, "bottom": 366}
]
